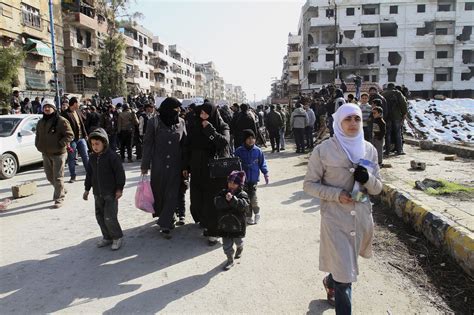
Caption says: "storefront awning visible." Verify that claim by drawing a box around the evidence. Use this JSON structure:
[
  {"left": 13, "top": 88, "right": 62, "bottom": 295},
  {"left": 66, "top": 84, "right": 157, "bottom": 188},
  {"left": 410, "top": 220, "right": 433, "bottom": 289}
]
[{"left": 25, "top": 38, "right": 53, "bottom": 58}]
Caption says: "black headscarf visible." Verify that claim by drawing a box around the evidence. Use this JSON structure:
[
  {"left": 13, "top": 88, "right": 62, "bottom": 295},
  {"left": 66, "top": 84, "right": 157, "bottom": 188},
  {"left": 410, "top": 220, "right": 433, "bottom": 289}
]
[
  {"left": 198, "top": 101, "right": 219, "bottom": 127},
  {"left": 159, "top": 97, "right": 181, "bottom": 127}
]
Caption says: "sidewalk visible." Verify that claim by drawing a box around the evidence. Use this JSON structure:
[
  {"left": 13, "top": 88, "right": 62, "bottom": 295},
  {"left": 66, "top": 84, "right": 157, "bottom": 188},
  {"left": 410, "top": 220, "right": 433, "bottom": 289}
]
[{"left": 379, "top": 144, "right": 474, "bottom": 276}]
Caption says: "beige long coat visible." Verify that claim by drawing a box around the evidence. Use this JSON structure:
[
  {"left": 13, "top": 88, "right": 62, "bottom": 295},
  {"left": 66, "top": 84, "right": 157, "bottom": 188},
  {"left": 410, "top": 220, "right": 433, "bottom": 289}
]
[{"left": 303, "top": 137, "right": 382, "bottom": 283}]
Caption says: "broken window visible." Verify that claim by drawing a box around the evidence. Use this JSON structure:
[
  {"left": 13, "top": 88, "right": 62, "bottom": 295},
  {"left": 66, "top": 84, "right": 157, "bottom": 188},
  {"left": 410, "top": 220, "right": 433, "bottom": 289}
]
[
  {"left": 85, "top": 31, "right": 91, "bottom": 48},
  {"left": 362, "top": 30, "right": 375, "bottom": 37},
  {"left": 462, "top": 50, "right": 473, "bottom": 64},
  {"left": 415, "top": 74, "right": 424, "bottom": 82},
  {"left": 434, "top": 67, "right": 452, "bottom": 81},
  {"left": 360, "top": 53, "right": 375, "bottom": 65},
  {"left": 416, "top": 51, "right": 424, "bottom": 59},
  {"left": 387, "top": 68, "right": 398, "bottom": 82},
  {"left": 308, "top": 72, "right": 318, "bottom": 84},
  {"left": 326, "top": 53, "right": 335, "bottom": 62},
  {"left": 416, "top": 21, "right": 435, "bottom": 36},
  {"left": 344, "top": 30, "right": 355, "bottom": 39},
  {"left": 390, "top": 6, "right": 398, "bottom": 14},
  {"left": 437, "top": 51, "right": 448, "bottom": 58},
  {"left": 361, "top": 24, "right": 378, "bottom": 37},
  {"left": 380, "top": 23, "right": 398, "bottom": 37},
  {"left": 326, "top": 8, "right": 334, "bottom": 18},
  {"left": 466, "top": 2, "right": 474, "bottom": 10},
  {"left": 457, "top": 26, "right": 472, "bottom": 41},
  {"left": 346, "top": 8, "right": 355, "bottom": 16},
  {"left": 77, "top": 59, "right": 83, "bottom": 67},
  {"left": 417, "top": 4, "right": 426, "bottom": 12},
  {"left": 388, "top": 52, "right": 402, "bottom": 65},
  {"left": 308, "top": 34, "right": 314, "bottom": 46},
  {"left": 362, "top": 4, "right": 379, "bottom": 15},
  {"left": 461, "top": 67, "right": 474, "bottom": 80}
]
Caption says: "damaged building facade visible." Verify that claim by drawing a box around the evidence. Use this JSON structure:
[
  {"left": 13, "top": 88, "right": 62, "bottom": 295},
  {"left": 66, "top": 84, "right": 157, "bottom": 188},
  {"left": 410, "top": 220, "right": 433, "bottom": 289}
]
[{"left": 298, "top": 0, "right": 474, "bottom": 98}]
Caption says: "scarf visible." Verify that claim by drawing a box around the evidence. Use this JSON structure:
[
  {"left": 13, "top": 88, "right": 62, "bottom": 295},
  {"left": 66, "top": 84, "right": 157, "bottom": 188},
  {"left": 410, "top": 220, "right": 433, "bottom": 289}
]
[{"left": 332, "top": 103, "right": 366, "bottom": 164}]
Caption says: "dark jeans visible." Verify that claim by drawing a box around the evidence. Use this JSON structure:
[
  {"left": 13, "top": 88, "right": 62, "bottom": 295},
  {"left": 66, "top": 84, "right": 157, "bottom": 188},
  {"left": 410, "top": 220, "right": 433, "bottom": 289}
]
[
  {"left": 293, "top": 128, "right": 305, "bottom": 152},
  {"left": 119, "top": 130, "right": 133, "bottom": 160},
  {"left": 327, "top": 274, "right": 352, "bottom": 315},
  {"left": 135, "top": 135, "right": 143, "bottom": 159},
  {"left": 386, "top": 120, "right": 403, "bottom": 154},
  {"left": 305, "top": 126, "right": 314, "bottom": 148},
  {"left": 67, "top": 138, "right": 89, "bottom": 178},
  {"left": 244, "top": 183, "right": 259, "bottom": 217},
  {"left": 268, "top": 128, "right": 280, "bottom": 151},
  {"left": 363, "top": 126, "right": 372, "bottom": 142},
  {"left": 108, "top": 133, "right": 118, "bottom": 152},
  {"left": 95, "top": 194, "right": 123, "bottom": 240}
]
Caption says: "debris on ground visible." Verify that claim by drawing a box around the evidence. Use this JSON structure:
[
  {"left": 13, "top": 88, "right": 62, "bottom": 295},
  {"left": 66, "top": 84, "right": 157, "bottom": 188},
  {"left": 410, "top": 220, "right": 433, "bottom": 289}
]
[
  {"left": 410, "top": 160, "right": 426, "bottom": 171},
  {"left": 0, "top": 198, "right": 12, "bottom": 211},
  {"left": 444, "top": 155, "right": 457, "bottom": 161},
  {"left": 414, "top": 179, "right": 474, "bottom": 198},
  {"left": 372, "top": 204, "right": 474, "bottom": 314}
]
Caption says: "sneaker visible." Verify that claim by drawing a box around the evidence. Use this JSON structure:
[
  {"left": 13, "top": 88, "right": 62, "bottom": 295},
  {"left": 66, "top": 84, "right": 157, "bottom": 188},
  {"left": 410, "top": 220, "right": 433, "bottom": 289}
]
[
  {"left": 247, "top": 217, "right": 255, "bottom": 225},
  {"left": 97, "top": 239, "right": 113, "bottom": 248},
  {"left": 235, "top": 246, "right": 243, "bottom": 259},
  {"left": 254, "top": 214, "right": 261, "bottom": 224},
  {"left": 160, "top": 229, "right": 172, "bottom": 239},
  {"left": 69, "top": 176, "right": 76, "bottom": 183},
  {"left": 223, "top": 256, "right": 234, "bottom": 271},
  {"left": 51, "top": 201, "right": 63, "bottom": 209},
  {"left": 111, "top": 238, "right": 123, "bottom": 250},
  {"left": 176, "top": 216, "right": 185, "bottom": 226},
  {"left": 396, "top": 151, "right": 406, "bottom": 156}
]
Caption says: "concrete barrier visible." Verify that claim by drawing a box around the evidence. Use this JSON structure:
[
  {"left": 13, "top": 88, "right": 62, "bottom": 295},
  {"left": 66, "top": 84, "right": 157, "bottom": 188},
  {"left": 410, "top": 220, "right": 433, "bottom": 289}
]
[
  {"left": 405, "top": 138, "right": 474, "bottom": 159},
  {"left": 377, "top": 183, "right": 474, "bottom": 277}
]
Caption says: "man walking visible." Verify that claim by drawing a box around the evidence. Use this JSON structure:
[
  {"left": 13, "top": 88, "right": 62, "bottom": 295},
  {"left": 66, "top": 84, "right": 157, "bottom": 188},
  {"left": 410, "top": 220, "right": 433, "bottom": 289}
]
[
  {"left": 290, "top": 103, "right": 308, "bottom": 153},
  {"left": 117, "top": 103, "right": 138, "bottom": 162},
  {"left": 304, "top": 103, "right": 316, "bottom": 149},
  {"left": 62, "top": 97, "right": 90, "bottom": 183},
  {"left": 265, "top": 105, "right": 283, "bottom": 153},
  {"left": 381, "top": 83, "right": 408, "bottom": 156},
  {"left": 276, "top": 105, "right": 287, "bottom": 150},
  {"left": 35, "top": 99, "right": 74, "bottom": 208},
  {"left": 100, "top": 104, "right": 119, "bottom": 152}
]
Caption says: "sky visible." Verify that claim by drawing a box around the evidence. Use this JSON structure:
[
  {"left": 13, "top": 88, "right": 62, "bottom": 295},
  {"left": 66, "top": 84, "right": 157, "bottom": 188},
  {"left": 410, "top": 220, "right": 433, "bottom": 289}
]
[{"left": 128, "top": 0, "right": 304, "bottom": 101}]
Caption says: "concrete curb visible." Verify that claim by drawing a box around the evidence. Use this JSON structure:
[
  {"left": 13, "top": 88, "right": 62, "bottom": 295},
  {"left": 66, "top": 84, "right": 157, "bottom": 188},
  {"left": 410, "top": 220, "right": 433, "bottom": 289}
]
[
  {"left": 377, "top": 183, "right": 474, "bottom": 277},
  {"left": 404, "top": 138, "right": 474, "bottom": 159}
]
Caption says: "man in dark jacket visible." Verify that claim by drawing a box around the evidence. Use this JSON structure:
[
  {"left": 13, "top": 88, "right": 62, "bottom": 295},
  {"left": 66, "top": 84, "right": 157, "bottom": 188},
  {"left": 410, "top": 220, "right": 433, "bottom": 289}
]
[
  {"left": 100, "top": 104, "right": 119, "bottom": 152},
  {"left": 230, "top": 103, "right": 258, "bottom": 149},
  {"left": 265, "top": 105, "right": 283, "bottom": 153},
  {"left": 83, "top": 128, "right": 126, "bottom": 250},
  {"left": 62, "top": 97, "right": 89, "bottom": 183},
  {"left": 381, "top": 83, "right": 408, "bottom": 155},
  {"left": 85, "top": 106, "right": 101, "bottom": 134},
  {"left": 35, "top": 99, "right": 74, "bottom": 208}
]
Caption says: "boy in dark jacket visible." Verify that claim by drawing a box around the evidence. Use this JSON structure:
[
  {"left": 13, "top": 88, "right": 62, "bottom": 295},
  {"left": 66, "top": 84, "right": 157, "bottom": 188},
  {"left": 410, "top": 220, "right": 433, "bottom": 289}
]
[
  {"left": 214, "top": 170, "right": 250, "bottom": 271},
  {"left": 83, "top": 128, "right": 126, "bottom": 250},
  {"left": 234, "top": 129, "right": 269, "bottom": 225},
  {"left": 371, "top": 104, "right": 386, "bottom": 166}
]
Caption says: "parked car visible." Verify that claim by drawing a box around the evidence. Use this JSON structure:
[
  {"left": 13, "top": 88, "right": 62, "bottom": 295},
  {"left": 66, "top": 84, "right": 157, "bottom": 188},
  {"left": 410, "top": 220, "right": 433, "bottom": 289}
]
[{"left": 0, "top": 114, "right": 42, "bottom": 179}]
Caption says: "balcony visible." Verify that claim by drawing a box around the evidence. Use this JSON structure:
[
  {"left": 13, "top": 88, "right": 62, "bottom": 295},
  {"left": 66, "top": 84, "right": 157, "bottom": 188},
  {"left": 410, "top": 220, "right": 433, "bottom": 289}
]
[
  {"left": 288, "top": 51, "right": 300, "bottom": 59},
  {"left": 72, "top": 66, "right": 95, "bottom": 78},
  {"left": 434, "top": 59, "right": 453, "bottom": 68},
  {"left": 310, "top": 16, "right": 334, "bottom": 28},
  {"left": 289, "top": 65, "right": 299, "bottom": 72},
  {"left": 288, "top": 35, "right": 301, "bottom": 45},
  {"left": 21, "top": 10, "right": 42, "bottom": 30},
  {"left": 289, "top": 78, "right": 299, "bottom": 85},
  {"left": 68, "top": 12, "right": 108, "bottom": 34},
  {"left": 434, "top": 35, "right": 455, "bottom": 45},
  {"left": 435, "top": 11, "right": 456, "bottom": 20}
]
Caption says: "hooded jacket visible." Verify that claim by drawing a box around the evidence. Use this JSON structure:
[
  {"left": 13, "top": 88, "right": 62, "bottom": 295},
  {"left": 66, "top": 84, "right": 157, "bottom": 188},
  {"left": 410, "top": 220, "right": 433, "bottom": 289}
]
[
  {"left": 85, "top": 128, "right": 126, "bottom": 196},
  {"left": 234, "top": 144, "right": 268, "bottom": 184},
  {"left": 290, "top": 107, "right": 308, "bottom": 129}
]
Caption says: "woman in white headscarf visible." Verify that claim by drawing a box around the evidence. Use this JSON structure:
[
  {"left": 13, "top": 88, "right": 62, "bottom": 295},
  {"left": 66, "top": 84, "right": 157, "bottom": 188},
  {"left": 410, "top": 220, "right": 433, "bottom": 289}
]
[{"left": 303, "top": 103, "right": 382, "bottom": 314}]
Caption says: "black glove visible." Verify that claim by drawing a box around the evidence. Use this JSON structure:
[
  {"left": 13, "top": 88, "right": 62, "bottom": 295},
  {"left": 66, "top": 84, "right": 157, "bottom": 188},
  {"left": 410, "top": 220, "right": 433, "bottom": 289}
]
[{"left": 354, "top": 165, "right": 369, "bottom": 184}]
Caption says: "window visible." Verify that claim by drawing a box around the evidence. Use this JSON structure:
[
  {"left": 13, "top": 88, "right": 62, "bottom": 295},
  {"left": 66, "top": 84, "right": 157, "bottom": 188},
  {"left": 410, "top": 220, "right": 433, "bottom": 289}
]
[
  {"left": 363, "top": 75, "right": 370, "bottom": 82},
  {"left": 435, "top": 67, "right": 452, "bottom": 81},
  {"left": 371, "top": 75, "right": 377, "bottom": 82},
  {"left": 436, "top": 28, "right": 448, "bottom": 35},
  {"left": 466, "top": 2, "right": 474, "bottom": 10},
  {"left": 362, "top": 4, "right": 379, "bottom": 15},
  {"left": 346, "top": 8, "right": 354, "bottom": 16},
  {"left": 436, "top": 73, "right": 448, "bottom": 81},
  {"left": 21, "top": 3, "right": 41, "bottom": 29},
  {"left": 416, "top": 51, "right": 424, "bottom": 59},
  {"left": 417, "top": 4, "right": 426, "bottom": 12},
  {"left": 73, "top": 74, "right": 84, "bottom": 91},
  {"left": 415, "top": 74, "right": 424, "bottom": 82},
  {"left": 438, "top": 4, "right": 452, "bottom": 11},
  {"left": 390, "top": 6, "right": 398, "bottom": 14},
  {"left": 362, "top": 30, "right": 376, "bottom": 38},
  {"left": 140, "top": 71, "right": 144, "bottom": 78},
  {"left": 437, "top": 51, "right": 448, "bottom": 58},
  {"left": 145, "top": 73, "right": 149, "bottom": 79},
  {"left": 416, "top": 28, "right": 425, "bottom": 36},
  {"left": 77, "top": 59, "right": 83, "bottom": 67},
  {"left": 380, "top": 23, "right": 398, "bottom": 37}
]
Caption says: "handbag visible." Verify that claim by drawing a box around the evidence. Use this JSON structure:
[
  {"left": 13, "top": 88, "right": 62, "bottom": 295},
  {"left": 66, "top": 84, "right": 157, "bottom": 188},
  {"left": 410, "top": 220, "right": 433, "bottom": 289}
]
[
  {"left": 135, "top": 175, "right": 155, "bottom": 213},
  {"left": 208, "top": 156, "right": 242, "bottom": 179}
]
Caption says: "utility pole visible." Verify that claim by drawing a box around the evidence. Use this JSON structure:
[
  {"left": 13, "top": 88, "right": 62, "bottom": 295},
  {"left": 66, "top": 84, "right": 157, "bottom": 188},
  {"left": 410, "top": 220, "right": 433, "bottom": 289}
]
[{"left": 48, "top": 0, "right": 60, "bottom": 107}]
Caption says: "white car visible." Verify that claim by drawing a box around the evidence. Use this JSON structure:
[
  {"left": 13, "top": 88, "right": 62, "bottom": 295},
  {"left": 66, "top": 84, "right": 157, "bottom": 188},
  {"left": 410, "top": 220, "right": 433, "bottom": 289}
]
[{"left": 0, "top": 114, "right": 43, "bottom": 179}]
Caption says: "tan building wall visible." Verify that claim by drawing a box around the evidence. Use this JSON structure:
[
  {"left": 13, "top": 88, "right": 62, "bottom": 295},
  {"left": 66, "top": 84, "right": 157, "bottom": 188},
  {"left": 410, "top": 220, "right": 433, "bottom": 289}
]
[{"left": 0, "top": 0, "right": 64, "bottom": 98}]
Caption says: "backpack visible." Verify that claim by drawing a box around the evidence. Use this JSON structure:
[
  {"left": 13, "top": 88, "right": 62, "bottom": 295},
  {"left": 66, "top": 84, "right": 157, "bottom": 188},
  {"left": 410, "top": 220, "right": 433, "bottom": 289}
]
[{"left": 217, "top": 213, "right": 243, "bottom": 233}]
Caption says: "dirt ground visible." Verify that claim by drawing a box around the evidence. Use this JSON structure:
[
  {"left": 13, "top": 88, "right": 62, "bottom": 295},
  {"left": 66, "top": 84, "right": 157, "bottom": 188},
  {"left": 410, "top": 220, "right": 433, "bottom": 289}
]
[{"left": 0, "top": 142, "right": 458, "bottom": 314}]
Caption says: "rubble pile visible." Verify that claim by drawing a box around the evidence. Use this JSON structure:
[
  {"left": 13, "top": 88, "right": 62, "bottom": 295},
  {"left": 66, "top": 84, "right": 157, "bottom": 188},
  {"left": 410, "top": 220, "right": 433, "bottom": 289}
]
[{"left": 405, "top": 99, "right": 474, "bottom": 144}]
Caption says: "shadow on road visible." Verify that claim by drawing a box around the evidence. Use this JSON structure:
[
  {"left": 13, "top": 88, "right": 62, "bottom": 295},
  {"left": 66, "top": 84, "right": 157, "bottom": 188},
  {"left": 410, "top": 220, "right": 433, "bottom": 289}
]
[
  {"left": 0, "top": 199, "right": 53, "bottom": 217},
  {"left": 264, "top": 175, "right": 305, "bottom": 188},
  {"left": 0, "top": 222, "right": 219, "bottom": 313},
  {"left": 306, "top": 299, "right": 333, "bottom": 314}
]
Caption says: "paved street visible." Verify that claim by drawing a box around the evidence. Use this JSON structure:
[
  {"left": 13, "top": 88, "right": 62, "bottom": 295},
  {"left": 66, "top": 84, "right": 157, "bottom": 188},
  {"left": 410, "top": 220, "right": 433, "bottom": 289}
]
[{"left": 0, "top": 142, "right": 446, "bottom": 314}]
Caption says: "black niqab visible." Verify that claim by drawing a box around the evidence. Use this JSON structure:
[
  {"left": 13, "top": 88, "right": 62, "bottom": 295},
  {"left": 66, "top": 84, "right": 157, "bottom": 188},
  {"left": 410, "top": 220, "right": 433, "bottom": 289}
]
[{"left": 159, "top": 97, "right": 181, "bottom": 127}]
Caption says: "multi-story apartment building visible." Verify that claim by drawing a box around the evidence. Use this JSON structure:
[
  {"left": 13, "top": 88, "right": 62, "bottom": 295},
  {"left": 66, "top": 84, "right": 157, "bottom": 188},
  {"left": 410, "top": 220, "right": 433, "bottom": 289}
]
[
  {"left": 151, "top": 36, "right": 174, "bottom": 97},
  {"left": 0, "top": 0, "right": 64, "bottom": 96},
  {"left": 287, "top": 33, "right": 301, "bottom": 97},
  {"left": 120, "top": 22, "right": 154, "bottom": 95},
  {"left": 234, "top": 85, "right": 246, "bottom": 103},
  {"left": 169, "top": 44, "right": 195, "bottom": 99},
  {"left": 224, "top": 83, "right": 246, "bottom": 104},
  {"left": 299, "top": 0, "right": 474, "bottom": 97},
  {"left": 62, "top": 0, "right": 107, "bottom": 97},
  {"left": 196, "top": 62, "right": 226, "bottom": 102},
  {"left": 195, "top": 69, "right": 209, "bottom": 99}
]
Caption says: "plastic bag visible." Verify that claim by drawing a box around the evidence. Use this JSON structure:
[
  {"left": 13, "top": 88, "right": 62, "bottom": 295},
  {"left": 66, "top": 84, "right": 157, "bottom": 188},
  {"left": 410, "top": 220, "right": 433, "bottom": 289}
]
[
  {"left": 135, "top": 176, "right": 155, "bottom": 213},
  {"left": 350, "top": 159, "right": 377, "bottom": 202}
]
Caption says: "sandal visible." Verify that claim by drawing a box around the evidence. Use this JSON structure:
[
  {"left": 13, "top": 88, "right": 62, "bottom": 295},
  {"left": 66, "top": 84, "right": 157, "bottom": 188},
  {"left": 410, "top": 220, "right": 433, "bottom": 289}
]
[{"left": 323, "top": 276, "right": 336, "bottom": 306}]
